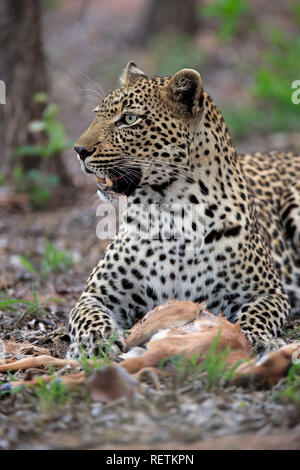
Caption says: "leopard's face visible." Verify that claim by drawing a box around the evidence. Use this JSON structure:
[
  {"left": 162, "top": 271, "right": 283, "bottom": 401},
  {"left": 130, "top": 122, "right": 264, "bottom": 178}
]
[{"left": 74, "top": 62, "right": 204, "bottom": 198}]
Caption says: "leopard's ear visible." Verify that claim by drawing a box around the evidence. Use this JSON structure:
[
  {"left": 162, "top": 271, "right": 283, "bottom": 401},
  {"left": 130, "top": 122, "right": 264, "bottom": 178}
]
[
  {"left": 119, "top": 61, "right": 147, "bottom": 86},
  {"left": 165, "top": 69, "right": 203, "bottom": 118}
]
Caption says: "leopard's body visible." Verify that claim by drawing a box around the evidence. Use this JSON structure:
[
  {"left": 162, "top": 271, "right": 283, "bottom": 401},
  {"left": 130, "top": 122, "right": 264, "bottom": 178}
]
[{"left": 68, "top": 62, "right": 300, "bottom": 358}]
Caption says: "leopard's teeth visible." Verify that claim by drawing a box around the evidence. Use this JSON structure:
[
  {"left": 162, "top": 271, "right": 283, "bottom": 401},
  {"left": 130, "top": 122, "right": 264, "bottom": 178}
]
[
  {"left": 94, "top": 175, "right": 105, "bottom": 184},
  {"left": 94, "top": 174, "right": 113, "bottom": 188},
  {"left": 105, "top": 175, "right": 114, "bottom": 188}
]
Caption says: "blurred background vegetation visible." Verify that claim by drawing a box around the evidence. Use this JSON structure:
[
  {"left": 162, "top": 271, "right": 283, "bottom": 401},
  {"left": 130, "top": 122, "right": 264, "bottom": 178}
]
[{"left": 0, "top": 0, "right": 299, "bottom": 210}]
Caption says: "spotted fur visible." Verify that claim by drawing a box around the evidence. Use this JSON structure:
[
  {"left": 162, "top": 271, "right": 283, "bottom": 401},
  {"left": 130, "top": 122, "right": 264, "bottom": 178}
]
[{"left": 67, "top": 62, "right": 300, "bottom": 358}]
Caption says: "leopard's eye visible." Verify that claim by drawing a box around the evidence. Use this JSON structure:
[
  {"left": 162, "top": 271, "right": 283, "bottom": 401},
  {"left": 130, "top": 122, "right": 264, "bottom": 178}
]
[
  {"left": 124, "top": 113, "right": 138, "bottom": 125},
  {"left": 116, "top": 112, "right": 139, "bottom": 127}
]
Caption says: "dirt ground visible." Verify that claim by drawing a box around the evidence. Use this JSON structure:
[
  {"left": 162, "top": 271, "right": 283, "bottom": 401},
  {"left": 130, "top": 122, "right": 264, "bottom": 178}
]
[{"left": 1, "top": 0, "right": 300, "bottom": 450}]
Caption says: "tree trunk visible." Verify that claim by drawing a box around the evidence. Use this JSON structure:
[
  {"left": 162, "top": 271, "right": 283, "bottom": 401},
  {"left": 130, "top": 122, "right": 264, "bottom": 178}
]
[
  {"left": 139, "top": 0, "right": 200, "bottom": 43},
  {"left": 0, "top": 0, "right": 71, "bottom": 185}
]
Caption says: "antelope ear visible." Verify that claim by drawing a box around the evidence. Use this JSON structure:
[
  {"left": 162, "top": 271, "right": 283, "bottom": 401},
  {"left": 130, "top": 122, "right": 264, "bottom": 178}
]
[
  {"left": 119, "top": 61, "right": 147, "bottom": 86},
  {"left": 165, "top": 69, "right": 203, "bottom": 117}
]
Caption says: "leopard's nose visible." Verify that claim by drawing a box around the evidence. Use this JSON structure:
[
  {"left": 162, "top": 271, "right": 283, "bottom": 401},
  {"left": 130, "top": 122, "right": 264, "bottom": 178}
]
[{"left": 74, "top": 146, "right": 93, "bottom": 161}]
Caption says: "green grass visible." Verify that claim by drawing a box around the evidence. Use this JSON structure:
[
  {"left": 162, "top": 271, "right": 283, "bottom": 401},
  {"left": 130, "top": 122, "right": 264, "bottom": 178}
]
[
  {"left": 0, "top": 337, "right": 119, "bottom": 407},
  {"left": 34, "top": 376, "right": 71, "bottom": 413},
  {"left": 0, "top": 289, "right": 48, "bottom": 315},
  {"left": 77, "top": 332, "right": 119, "bottom": 375},
  {"left": 198, "top": 331, "right": 245, "bottom": 391},
  {"left": 159, "top": 352, "right": 199, "bottom": 385},
  {"left": 159, "top": 330, "right": 245, "bottom": 391},
  {"left": 273, "top": 362, "right": 300, "bottom": 407},
  {"left": 20, "top": 240, "right": 73, "bottom": 279},
  {"left": 41, "top": 240, "right": 73, "bottom": 277},
  {"left": 0, "top": 288, "right": 63, "bottom": 320},
  {"left": 78, "top": 348, "right": 103, "bottom": 376}
]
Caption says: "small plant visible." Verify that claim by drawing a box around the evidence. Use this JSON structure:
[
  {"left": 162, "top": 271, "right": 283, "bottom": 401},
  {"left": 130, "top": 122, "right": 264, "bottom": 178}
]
[
  {"left": 78, "top": 333, "right": 118, "bottom": 375},
  {"left": 273, "top": 362, "right": 300, "bottom": 407},
  {"left": 159, "top": 331, "right": 245, "bottom": 390},
  {"left": 200, "top": 0, "right": 249, "bottom": 41},
  {"left": 15, "top": 93, "right": 70, "bottom": 161},
  {"left": 13, "top": 93, "right": 71, "bottom": 209},
  {"left": 20, "top": 240, "right": 73, "bottom": 279},
  {"left": 159, "top": 353, "right": 199, "bottom": 384},
  {"left": 199, "top": 331, "right": 245, "bottom": 391},
  {"left": 98, "top": 332, "right": 119, "bottom": 364},
  {"left": 12, "top": 165, "right": 59, "bottom": 210},
  {"left": 0, "top": 289, "right": 48, "bottom": 315},
  {"left": 0, "top": 288, "right": 62, "bottom": 320},
  {"left": 41, "top": 240, "right": 73, "bottom": 277},
  {"left": 21, "top": 289, "right": 48, "bottom": 315},
  {"left": 34, "top": 376, "right": 70, "bottom": 413},
  {"left": 78, "top": 348, "right": 102, "bottom": 376}
]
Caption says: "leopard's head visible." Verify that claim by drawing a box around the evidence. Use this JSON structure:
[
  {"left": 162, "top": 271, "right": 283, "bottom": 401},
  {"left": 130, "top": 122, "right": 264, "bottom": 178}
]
[{"left": 74, "top": 61, "right": 204, "bottom": 199}]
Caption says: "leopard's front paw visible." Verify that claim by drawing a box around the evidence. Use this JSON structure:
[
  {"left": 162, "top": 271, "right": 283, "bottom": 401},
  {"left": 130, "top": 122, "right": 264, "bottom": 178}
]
[{"left": 66, "top": 329, "right": 126, "bottom": 360}]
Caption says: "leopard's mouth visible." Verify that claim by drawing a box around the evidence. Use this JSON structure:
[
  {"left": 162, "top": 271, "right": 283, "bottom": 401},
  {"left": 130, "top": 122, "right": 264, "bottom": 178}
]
[
  {"left": 93, "top": 166, "right": 142, "bottom": 198},
  {"left": 94, "top": 174, "right": 124, "bottom": 192}
]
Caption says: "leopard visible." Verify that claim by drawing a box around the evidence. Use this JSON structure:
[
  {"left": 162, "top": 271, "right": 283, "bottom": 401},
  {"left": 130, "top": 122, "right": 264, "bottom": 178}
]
[{"left": 67, "top": 61, "right": 300, "bottom": 359}]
